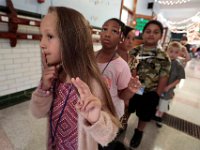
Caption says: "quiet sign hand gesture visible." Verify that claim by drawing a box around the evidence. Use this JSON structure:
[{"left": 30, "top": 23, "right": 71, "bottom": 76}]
[
  {"left": 41, "top": 51, "right": 59, "bottom": 90},
  {"left": 71, "top": 77, "right": 102, "bottom": 124}
]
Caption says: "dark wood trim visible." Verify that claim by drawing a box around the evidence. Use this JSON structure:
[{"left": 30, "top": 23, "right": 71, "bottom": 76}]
[
  {"left": 0, "top": 6, "right": 42, "bottom": 19},
  {"left": 91, "top": 26, "right": 101, "bottom": 30},
  {"left": 0, "top": 14, "right": 40, "bottom": 26},
  {"left": 135, "top": 14, "right": 153, "bottom": 20},
  {"left": 161, "top": 27, "right": 168, "bottom": 47},
  {"left": 119, "top": 0, "right": 124, "bottom": 20},
  {"left": 133, "top": 0, "right": 137, "bottom": 19},
  {"left": 0, "top": 87, "right": 36, "bottom": 110},
  {"left": 0, "top": 32, "right": 41, "bottom": 40},
  {"left": 123, "top": 5, "right": 133, "bottom": 15},
  {"left": 0, "top": 0, "right": 42, "bottom": 47},
  {"left": 132, "top": 0, "right": 137, "bottom": 27}
]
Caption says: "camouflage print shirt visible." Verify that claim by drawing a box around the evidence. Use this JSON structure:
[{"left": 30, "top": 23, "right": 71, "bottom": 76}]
[{"left": 129, "top": 44, "right": 171, "bottom": 92}]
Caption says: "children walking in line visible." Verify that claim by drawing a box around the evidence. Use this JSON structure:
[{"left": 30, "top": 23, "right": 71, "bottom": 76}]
[
  {"left": 30, "top": 7, "right": 121, "bottom": 150},
  {"left": 128, "top": 20, "right": 171, "bottom": 148},
  {"left": 155, "top": 41, "right": 186, "bottom": 127},
  {"left": 96, "top": 18, "right": 141, "bottom": 119}
]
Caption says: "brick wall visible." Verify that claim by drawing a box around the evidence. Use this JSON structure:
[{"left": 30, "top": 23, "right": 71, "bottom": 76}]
[{"left": 0, "top": 21, "right": 41, "bottom": 96}]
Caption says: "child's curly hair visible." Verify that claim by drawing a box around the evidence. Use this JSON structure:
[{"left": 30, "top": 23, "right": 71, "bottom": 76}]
[{"left": 105, "top": 18, "right": 126, "bottom": 36}]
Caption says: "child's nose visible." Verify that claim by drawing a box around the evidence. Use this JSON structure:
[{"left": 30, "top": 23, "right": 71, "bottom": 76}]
[
  {"left": 105, "top": 30, "right": 112, "bottom": 37},
  {"left": 40, "top": 37, "right": 47, "bottom": 49},
  {"left": 149, "top": 32, "right": 154, "bottom": 36}
]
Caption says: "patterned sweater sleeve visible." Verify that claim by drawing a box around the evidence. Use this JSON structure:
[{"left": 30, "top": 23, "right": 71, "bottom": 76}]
[
  {"left": 81, "top": 78, "right": 118, "bottom": 146},
  {"left": 82, "top": 111, "right": 118, "bottom": 146},
  {"left": 30, "top": 88, "right": 53, "bottom": 118}
]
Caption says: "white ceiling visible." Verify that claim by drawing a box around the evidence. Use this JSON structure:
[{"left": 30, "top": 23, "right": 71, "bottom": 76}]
[
  {"left": 154, "top": 0, "right": 200, "bottom": 22},
  {"left": 153, "top": 0, "right": 200, "bottom": 45}
]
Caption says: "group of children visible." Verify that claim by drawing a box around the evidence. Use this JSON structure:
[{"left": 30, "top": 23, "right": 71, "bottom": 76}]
[{"left": 30, "top": 6, "right": 188, "bottom": 150}]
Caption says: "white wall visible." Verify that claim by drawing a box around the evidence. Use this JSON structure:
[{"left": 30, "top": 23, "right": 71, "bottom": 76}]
[
  {"left": 136, "top": 0, "right": 154, "bottom": 16},
  {"left": 0, "top": 19, "right": 103, "bottom": 97},
  {"left": 0, "top": 0, "right": 122, "bottom": 28},
  {"left": 0, "top": 22, "right": 41, "bottom": 96},
  {"left": 124, "top": 0, "right": 134, "bottom": 11}
]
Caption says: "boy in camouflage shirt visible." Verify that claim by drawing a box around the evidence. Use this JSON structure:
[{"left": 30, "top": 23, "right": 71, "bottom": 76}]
[{"left": 128, "top": 20, "right": 171, "bottom": 148}]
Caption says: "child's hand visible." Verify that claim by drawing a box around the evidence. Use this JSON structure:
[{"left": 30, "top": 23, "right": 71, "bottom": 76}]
[
  {"left": 128, "top": 76, "right": 141, "bottom": 93},
  {"left": 41, "top": 51, "right": 59, "bottom": 90},
  {"left": 164, "top": 86, "right": 170, "bottom": 92},
  {"left": 71, "top": 77, "right": 102, "bottom": 124}
]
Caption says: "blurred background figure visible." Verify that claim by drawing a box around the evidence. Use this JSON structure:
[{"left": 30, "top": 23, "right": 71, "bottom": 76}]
[
  {"left": 180, "top": 36, "right": 194, "bottom": 58},
  {"left": 177, "top": 45, "right": 191, "bottom": 67}
]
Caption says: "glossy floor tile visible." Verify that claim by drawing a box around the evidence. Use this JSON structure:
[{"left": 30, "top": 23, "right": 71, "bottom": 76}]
[
  {"left": 168, "top": 59, "right": 200, "bottom": 126},
  {"left": 119, "top": 113, "right": 200, "bottom": 150},
  {"left": 0, "top": 102, "right": 47, "bottom": 150},
  {"left": 0, "top": 58, "right": 200, "bottom": 150}
]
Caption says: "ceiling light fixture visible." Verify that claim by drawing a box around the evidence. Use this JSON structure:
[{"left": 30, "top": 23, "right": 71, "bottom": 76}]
[{"left": 155, "top": 0, "right": 191, "bottom": 5}]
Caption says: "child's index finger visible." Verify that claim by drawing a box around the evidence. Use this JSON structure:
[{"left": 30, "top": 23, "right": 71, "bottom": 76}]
[
  {"left": 71, "top": 77, "right": 91, "bottom": 99},
  {"left": 42, "top": 50, "right": 48, "bottom": 68},
  {"left": 71, "top": 77, "right": 84, "bottom": 96}
]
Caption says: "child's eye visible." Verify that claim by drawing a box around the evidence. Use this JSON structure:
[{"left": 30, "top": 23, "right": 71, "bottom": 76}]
[
  {"left": 154, "top": 31, "right": 160, "bottom": 34},
  {"left": 127, "top": 36, "right": 133, "bottom": 40},
  {"left": 112, "top": 29, "right": 119, "bottom": 35},
  {"left": 101, "top": 27, "right": 107, "bottom": 32},
  {"left": 47, "top": 34, "right": 53, "bottom": 40},
  {"left": 145, "top": 30, "right": 151, "bottom": 34}
]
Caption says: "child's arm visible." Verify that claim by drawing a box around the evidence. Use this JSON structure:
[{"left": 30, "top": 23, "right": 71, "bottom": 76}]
[
  {"left": 30, "top": 51, "right": 58, "bottom": 118},
  {"left": 72, "top": 77, "right": 119, "bottom": 146},
  {"left": 118, "top": 76, "right": 141, "bottom": 107},
  {"left": 157, "top": 76, "right": 169, "bottom": 96},
  {"left": 164, "top": 79, "right": 180, "bottom": 92},
  {"left": 30, "top": 88, "right": 52, "bottom": 118},
  {"left": 157, "top": 54, "right": 171, "bottom": 95}
]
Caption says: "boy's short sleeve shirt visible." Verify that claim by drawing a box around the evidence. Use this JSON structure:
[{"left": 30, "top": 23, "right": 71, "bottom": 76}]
[
  {"left": 129, "top": 45, "right": 171, "bottom": 92},
  {"left": 162, "top": 59, "right": 185, "bottom": 99}
]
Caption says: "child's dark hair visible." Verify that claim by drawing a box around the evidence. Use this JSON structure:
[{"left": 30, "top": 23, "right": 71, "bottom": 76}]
[
  {"left": 124, "top": 26, "right": 134, "bottom": 37},
  {"left": 105, "top": 18, "right": 126, "bottom": 36},
  {"left": 181, "top": 36, "right": 188, "bottom": 41},
  {"left": 143, "top": 20, "right": 164, "bottom": 36}
]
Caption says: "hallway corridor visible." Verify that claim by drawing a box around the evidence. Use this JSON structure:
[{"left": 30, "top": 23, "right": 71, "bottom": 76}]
[{"left": 0, "top": 59, "right": 200, "bottom": 150}]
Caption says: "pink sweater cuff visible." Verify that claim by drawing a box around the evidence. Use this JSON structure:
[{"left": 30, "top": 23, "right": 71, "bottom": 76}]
[{"left": 83, "top": 111, "right": 118, "bottom": 146}]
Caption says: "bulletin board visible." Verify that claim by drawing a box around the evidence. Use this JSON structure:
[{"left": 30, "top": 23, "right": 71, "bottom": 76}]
[{"left": 0, "top": 0, "right": 122, "bottom": 28}]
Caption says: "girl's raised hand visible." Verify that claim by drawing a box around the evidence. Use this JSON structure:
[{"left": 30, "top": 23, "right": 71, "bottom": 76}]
[
  {"left": 41, "top": 51, "right": 59, "bottom": 90},
  {"left": 71, "top": 77, "right": 102, "bottom": 124}
]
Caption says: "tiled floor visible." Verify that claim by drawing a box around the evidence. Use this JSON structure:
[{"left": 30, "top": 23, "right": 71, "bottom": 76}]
[
  {"left": 168, "top": 59, "right": 200, "bottom": 126},
  {"left": 0, "top": 58, "right": 200, "bottom": 150},
  {"left": 0, "top": 102, "right": 47, "bottom": 150}
]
